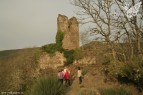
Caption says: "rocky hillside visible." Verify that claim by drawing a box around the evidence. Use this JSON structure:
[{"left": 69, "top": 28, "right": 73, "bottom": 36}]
[{"left": 0, "top": 42, "right": 143, "bottom": 95}]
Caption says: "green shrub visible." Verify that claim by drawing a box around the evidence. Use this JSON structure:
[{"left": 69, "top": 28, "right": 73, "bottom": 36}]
[
  {"left": 107, "top": 60, "right": 125, "bottom": 78},
  {"left": 106, "top": 56, "right": 143, "bottom": 90},
  {"left": 42, "top": 44, "right": 57, "bottom": 54},
  {"left": 56, "top": 31, "right": 64, "bottom": 51},
  {"left": 117, "top": 61, "right": 143, "bottom": 89},
  {"left": 42, "top": 31, "right": 64, "bottom": 54},
  {"left": 26, "top": 75, "right": 65, "bottom": 95},
  {"left": 98, "top": 87, "right": 132, "bottom": 95},
  {"left": 64, "top": 50, "right": 75, "bottom": 65}
]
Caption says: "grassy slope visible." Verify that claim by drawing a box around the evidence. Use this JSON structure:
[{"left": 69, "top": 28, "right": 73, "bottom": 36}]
[{"left": 0, "top": 48, "right": 39, "bottom": 92}]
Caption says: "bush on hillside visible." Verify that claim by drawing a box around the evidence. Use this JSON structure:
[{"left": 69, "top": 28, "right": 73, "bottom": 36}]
[
  {"left": 56, "top": 31, "right": 64, "bottom": 52},
  {"left": 26, "top": 75, "right": 65, "bottom": 95},
  {"left": 107, "top": 60, "right": 125, "bottom": 78},
  {"left": 106, "top": 56, "right": 143, "bottom": 90},
  {"left": 117, "top": 57, "right": 143, "bottom": 90},
  {"left": 64, "top": 50, "right": 75, "bottom": 65},
  {"left": 42, "top": 44, "right": 57, "bottom": 54}
]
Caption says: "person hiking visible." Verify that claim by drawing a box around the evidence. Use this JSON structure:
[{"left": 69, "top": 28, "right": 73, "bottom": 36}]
[
  {"left": 57, "top": 69, "right": 64, "bottom": 84},
  {"left": 64, "top": 68, "right": 70, "bottom": 86},
  {"left": 63, "top": 67, "right": 70, "bottom": 75},
  {"left": 77, "top": 67, "right": 83, "bottom": 84}
]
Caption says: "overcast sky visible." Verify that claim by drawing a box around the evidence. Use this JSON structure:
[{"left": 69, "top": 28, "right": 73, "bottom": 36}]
[{"left": 0, "top": 0, "right": 77, "bottom": 50}]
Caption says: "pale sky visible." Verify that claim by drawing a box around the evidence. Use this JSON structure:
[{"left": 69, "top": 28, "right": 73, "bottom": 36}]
[{"left": 0, "top": 0, "right": 77, "bottom": 50}]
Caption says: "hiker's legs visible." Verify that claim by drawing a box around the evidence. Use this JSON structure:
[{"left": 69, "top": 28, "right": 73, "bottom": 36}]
[
  {"left": 60, "top": 79, "right": 63, "bottom": 84},
  {"left": 68, "top": 79, "right": 71, "bottom": 86},
  {"left": 65, "top": 79, "right": 68, "bottom": 86},
  {"left": 79, "top": 77, "right": 82, "bottom": 84},
  {"left": 65, "top": 79, "right": 70, "bottom": 86},
  {"left": 63, "top": 79, "right": 66, "bottom": 85}
]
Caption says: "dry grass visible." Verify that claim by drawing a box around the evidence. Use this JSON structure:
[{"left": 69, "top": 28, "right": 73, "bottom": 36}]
[{"left": 0, "top": 48, "right": 39, "bottom": 92}]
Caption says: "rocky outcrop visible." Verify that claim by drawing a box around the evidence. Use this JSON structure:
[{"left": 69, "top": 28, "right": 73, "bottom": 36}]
[
  {"left": 38, "top": 52, "right": 66, "bottom": 69},
  {"left": 57, "top": 14, "right": 79, "bottom": 50}
]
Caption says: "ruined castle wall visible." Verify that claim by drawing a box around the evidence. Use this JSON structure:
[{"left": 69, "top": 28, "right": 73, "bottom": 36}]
[
  {"left": 57, "top": 14, "right": 79, "bottom": 50},
  {"left": 57, "top": 14, "right": 68, "bottom": 33},
  {"left": 68, "top": 17, "right": 79, "bottom": 49}
]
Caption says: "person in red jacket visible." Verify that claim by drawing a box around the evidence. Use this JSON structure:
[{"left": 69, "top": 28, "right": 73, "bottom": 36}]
[{"left": 64, "top": 69, "right": 70, "bottom": 86}]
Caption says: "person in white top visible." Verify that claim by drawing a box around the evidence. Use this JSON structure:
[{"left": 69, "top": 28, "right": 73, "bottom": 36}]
[{"left": 77, "top": 67, "right": 82, "bottom": 84}]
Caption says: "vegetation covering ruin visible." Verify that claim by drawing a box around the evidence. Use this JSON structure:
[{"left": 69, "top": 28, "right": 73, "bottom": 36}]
[{"left": 42, "top": 31, "right": 81, "bottom": 65}]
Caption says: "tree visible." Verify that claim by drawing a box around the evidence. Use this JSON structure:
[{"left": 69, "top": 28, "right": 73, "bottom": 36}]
[
  {"left": 114, "top": 0, "right": 143, "bottom": 57},
  {"left": 72, "top": 0, "right": 143, "bottom": 60},
  {"left": 72, "top": 0, "right": 124, "bottom": 59}
]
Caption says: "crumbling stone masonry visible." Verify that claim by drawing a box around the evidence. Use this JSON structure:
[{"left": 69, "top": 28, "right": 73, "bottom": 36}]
[{"left": 57, "top": 14, "right": 79, "bottom": 50}]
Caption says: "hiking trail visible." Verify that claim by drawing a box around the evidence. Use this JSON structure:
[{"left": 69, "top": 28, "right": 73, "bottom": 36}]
[{"left": 66, "top": 64, "right": 107, "bottom": 95}]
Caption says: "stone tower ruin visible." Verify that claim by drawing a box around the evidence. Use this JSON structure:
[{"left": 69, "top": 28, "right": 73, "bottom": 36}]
[{"left": 57, "top": 14, "right": 79, "bottom": 50}]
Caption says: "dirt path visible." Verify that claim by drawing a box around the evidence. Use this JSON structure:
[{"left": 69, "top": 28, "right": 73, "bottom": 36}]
[{"left": 66, "top": 64, "right": 104, "bottom": 95}]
